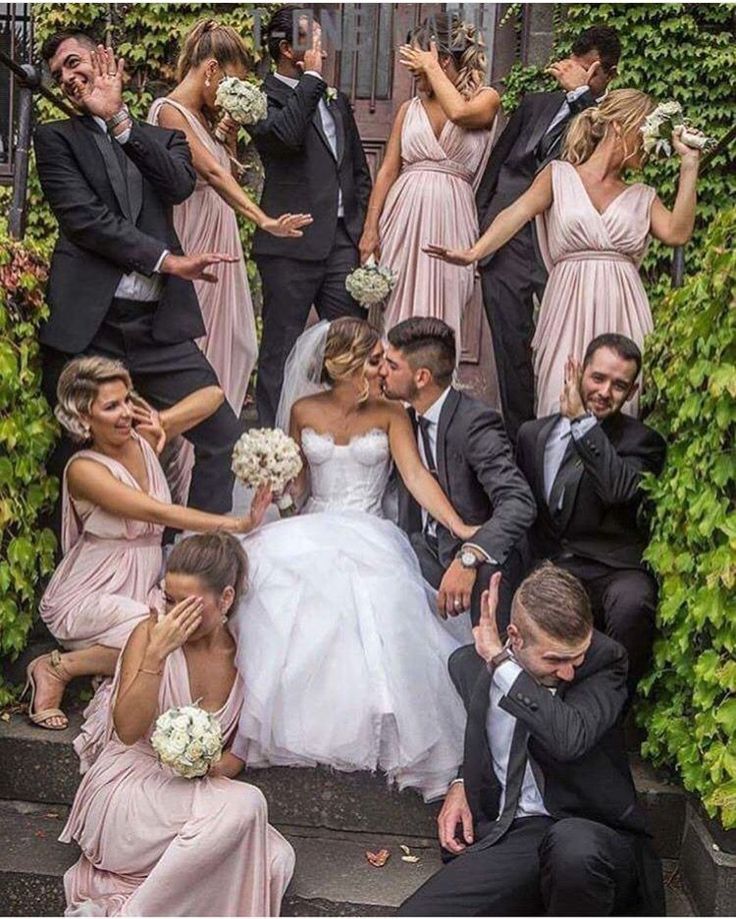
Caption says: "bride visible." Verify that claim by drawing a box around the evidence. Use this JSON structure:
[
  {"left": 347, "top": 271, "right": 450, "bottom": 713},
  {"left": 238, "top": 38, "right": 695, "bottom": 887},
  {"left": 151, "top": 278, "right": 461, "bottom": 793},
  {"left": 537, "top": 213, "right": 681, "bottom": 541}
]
[{"left": 230, "top": 318, "right": 474, "bottom": 801}]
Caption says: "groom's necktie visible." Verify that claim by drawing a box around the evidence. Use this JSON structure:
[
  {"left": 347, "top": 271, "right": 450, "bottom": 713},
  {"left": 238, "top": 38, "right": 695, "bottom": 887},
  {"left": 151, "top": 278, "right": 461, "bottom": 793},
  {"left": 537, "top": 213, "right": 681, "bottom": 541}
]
[
  {"left": 417, "top": 416, "right": 438, "bottom": 538},
  {"left": 537, "top": 113, "right": 569, "bottom": 164},
  {"left": 471, "top": 720, "right": 530, "bottom": 851}
]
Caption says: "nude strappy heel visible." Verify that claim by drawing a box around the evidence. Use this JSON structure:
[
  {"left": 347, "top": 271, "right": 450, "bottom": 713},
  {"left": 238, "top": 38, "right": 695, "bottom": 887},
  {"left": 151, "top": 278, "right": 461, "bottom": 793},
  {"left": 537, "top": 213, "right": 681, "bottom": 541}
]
[{"left": 21, "top": 651, "right": 70, "bottom": 731}]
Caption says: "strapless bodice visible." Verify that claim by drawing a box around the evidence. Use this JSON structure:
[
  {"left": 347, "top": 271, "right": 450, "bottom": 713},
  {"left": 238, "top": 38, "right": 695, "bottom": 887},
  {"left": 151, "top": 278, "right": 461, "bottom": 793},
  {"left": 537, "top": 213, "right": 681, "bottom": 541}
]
[{"left": 301, "top": 428, "right": 391, "bottom": 516}]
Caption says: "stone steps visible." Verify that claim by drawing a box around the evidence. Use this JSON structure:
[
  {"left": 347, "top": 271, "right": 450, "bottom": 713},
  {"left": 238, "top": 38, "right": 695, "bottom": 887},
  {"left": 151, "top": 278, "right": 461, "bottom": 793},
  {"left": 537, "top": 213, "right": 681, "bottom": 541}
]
[{"left": 0, "top": 800, "right": 694, "bottom": 917}]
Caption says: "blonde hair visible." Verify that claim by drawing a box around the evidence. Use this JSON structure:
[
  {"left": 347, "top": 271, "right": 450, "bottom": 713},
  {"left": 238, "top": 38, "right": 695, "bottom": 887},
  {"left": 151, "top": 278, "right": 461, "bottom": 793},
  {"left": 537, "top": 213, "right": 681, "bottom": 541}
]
[
  {"left": 563, "top": 89, "right": 656, "bottom": 166},
  {"left": 321, "top": 318, "right": 381, "bottom": 403},
  {"left": 55, "top": 356, "right": 132, "bottom": 442},
  {"left": 412, "top": 14, "right": 488, "bottom": 99},
  {"left": 177, "top": 18, "right": 250, "bottom": 82},
  {"left": 167, "top": 532, "right": 249, "bottom": 613}
]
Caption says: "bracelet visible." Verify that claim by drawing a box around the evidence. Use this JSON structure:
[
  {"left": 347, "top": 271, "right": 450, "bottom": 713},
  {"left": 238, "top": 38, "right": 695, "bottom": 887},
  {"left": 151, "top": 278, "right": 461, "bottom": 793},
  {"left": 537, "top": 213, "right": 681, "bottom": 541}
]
[{"left": 138, "top": 666, "right": 162, "bottom": 676}]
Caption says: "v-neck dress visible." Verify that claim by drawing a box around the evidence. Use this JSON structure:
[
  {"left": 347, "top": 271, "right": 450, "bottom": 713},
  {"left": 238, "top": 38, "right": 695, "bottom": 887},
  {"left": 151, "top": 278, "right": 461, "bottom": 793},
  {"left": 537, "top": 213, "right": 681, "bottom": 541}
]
[
  {"left": 379, "top": 95, "right": 495, "bottom": 351},
  {"left": 60, "top": 637, "right": 294, "bottom": 916},
  {"left": 533, "top": 160, "right": 656, "bottom": 417}
]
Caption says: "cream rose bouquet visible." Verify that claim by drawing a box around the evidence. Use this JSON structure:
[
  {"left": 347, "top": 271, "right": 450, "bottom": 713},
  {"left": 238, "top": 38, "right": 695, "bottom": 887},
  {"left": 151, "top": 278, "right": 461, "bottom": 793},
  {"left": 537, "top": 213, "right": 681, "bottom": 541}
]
[
  {"left": 231, "top": 428, "right": 303, "bottom": 515},
  {"left": 641, "top": 101, "right": 714, "bottom": 158},
  {"left": 214, "top": 76, "right": 268, "bottom": 142},
  {"left": 150, "top": 704, "right": 223, "bottom": 779},
  {"left": 346, "top": 257, "right": 396, "bottom": 307}
]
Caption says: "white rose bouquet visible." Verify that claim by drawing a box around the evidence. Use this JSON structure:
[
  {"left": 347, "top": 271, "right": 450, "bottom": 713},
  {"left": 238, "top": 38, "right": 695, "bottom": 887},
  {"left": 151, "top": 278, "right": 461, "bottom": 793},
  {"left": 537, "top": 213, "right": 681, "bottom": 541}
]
[
  {"left": 231, "top": 428, "right": 303, "bottom": 515},
  {"left": 345, "top": 257, "right": 396, "bottom": 307},
  {"left": 641, "top": 101, "right": 714, "bottom": 158},
  {"left": 150, "top": 704, "right": 223, "bottom": 779},
  {"left": 214, "top": 76, "right": 268, "bottom": 142}
]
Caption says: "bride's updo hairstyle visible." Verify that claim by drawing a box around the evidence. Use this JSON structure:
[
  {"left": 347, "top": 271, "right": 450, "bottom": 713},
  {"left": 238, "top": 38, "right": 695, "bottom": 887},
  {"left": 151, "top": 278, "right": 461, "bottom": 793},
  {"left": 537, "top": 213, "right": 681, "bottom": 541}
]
[
  {"left": 563, "top": 89, "right": 655, "bottom": 167},
  {"left": 176, "top": 18, "right": 250, "bottom": 82},
  {"left": 55, "top": 356, "right": 132, "bottom": 443},
  {"left": 321, "top": 318, "right": 381, "bottom": 403},
  {"left": 411, "top": 13, "right": 488, "bottom": 99},
  {"left": 166, "top": 532, "right": 249, "bottom": 614}
]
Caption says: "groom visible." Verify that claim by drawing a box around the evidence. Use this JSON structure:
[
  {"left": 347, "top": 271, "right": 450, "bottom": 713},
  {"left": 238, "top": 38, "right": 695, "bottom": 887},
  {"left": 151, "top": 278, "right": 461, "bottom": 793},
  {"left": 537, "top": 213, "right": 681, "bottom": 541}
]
[{"left": 381, "top": 318, "right": 536, "bottom": 628}]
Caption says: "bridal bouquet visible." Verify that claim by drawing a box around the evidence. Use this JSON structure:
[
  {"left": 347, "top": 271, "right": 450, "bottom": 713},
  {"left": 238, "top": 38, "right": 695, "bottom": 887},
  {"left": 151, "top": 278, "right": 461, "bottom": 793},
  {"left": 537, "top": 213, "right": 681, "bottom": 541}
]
[
  {"left": 345, "top": 257, "right": 396, "bottom": 307},
  {"left": 151, "top": 704, "right": 222, "bottom": 779},
  {"left": 641, "top": 101, "right": 714, "bottom": 158},
  {"left": 231, "top": 428, "right": 303, "bottom": 515},
  {"left": 214, "top": 76, "right": 268, "bottom": 142}
]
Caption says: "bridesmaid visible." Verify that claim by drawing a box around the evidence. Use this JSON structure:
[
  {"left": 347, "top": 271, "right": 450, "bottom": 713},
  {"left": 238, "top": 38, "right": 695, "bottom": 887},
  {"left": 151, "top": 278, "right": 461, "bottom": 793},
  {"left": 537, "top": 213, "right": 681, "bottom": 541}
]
[
  {"left": 26, "top": 356, "right": 270, "bottom": 739},
  {"left": 60, "top": 532, "right": 295, "bottom": 917},
  {"left": 358, "top": 14, "right": 498, "bottom": 346},
  {"left": 426, "top": 89, "right": 701, "bottom": 416}
]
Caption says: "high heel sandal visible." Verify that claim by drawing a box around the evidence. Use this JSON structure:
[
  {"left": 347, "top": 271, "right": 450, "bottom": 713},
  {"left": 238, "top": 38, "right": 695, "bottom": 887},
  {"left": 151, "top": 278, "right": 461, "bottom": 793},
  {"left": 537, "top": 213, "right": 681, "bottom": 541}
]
[{"left": 21, "top": 651, "right": 70, "bottom": 731}]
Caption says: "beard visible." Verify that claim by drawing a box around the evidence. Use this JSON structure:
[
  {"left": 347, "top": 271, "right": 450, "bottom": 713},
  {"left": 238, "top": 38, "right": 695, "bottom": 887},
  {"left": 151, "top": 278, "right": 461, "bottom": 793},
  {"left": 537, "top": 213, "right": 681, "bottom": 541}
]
[{"left": 380, "top": 378, "right": 418, "bottom": 402}]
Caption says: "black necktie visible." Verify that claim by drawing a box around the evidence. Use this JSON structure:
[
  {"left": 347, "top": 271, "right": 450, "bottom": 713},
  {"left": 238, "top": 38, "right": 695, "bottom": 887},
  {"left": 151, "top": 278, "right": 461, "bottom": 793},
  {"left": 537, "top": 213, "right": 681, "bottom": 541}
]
[
  {"left": 472, "top": 720, "right": 530, "bottom": 851},
  {"left": 548, "top": 436, "right": 575, "bottom": 514},
  {"left": 537, "top": 113, "right": 568, "bottom": 163},
  {"left": 418, "top": 416, "right": 438, "bottom": 537}
]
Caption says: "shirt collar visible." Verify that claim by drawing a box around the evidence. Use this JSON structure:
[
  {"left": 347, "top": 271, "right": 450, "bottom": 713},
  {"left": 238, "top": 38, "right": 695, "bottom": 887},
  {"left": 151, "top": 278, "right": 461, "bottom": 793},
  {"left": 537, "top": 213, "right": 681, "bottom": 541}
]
[
  {"left": 419, "top": 386, "right": 452, "bottom": 426},
  {"left": 274, "top": 72, "right": 300, "bottom": 90},
  {"left": 92, "top": 115, "right": 108, "bottom": 134}
]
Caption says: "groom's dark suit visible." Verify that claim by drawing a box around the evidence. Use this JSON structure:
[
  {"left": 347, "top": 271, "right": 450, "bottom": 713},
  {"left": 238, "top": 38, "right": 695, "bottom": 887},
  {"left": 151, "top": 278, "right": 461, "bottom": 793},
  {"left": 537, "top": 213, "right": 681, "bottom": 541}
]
[
  {"left": 34, "top": 115, "right": 242, "bottom": 513},
  {"left": 398, "top": 636, "right": 666, "bottom": 916},
  {"left": 251, "top": 72, "right": 372, "bottom": 425},
  {"left": 397, "top": 388, "right": 536, "bottom": 628},
  {"left": 475, "top": 88, "right": 598, "bottom": 441}
]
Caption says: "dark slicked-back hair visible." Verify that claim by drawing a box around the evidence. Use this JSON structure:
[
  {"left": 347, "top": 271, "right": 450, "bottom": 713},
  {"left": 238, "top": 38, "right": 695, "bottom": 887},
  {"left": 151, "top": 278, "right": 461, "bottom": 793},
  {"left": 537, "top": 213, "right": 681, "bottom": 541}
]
[
  {"left": 571, "top": 25, "right": 621, "bottom": 71},
  {"left": 41, "top": 30, "right": 97, "bottom": 64},
  {"left": 265, "top": 5, "right": 306, "bottom": 62},
  {"left": 583, "top": 333, "right": 642, "bottom": 377},
  {"left": 387, "top": 317, "right": 456, "bottom": 388},
  {"left": 513, "top": 562, "right": 593, "bottom": 645}
]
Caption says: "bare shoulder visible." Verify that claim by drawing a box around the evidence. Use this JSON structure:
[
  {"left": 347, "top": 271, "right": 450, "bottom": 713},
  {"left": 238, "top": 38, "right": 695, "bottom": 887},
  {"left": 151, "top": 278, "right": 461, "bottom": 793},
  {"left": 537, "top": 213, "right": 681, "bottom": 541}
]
[
  {"left": 376, "top": 398, "right": 410, "bottom": 426},
  {"left": 291, "top": 392, "right": 329, "bottom": 423},
  {"left": 152, "top": 99, "right": 188, "bottom": 131},
  {"left": 66, "top": 454, "right": 114, "bottom": 491}
]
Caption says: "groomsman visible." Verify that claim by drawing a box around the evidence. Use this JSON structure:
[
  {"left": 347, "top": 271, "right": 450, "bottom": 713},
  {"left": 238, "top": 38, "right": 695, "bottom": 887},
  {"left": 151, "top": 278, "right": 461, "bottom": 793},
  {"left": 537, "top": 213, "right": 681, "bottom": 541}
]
[
  {"left": 252, "top": 7, "right": 372, "bottom": 425},
  {"left": 398, "top": 564, "right": 665, "bottom": 916},
  {"left": 381, "top": 318, "right": 536, "bottom": 629},
  {"left": 516, "top": 334, "right": 666, "bottom": 698},
  {"left": 475, "top": 26, "right": 620, "bottom": 441},
  {"left": 36, "top": 32, "right": 241, "bottom": 514}
]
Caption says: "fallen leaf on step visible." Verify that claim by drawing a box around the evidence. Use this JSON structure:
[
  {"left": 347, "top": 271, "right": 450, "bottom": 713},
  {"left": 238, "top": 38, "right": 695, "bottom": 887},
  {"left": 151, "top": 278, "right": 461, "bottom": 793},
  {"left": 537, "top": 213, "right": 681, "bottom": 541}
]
[
  {"left": 365, "top": 848, "right": 390, "bottom": 867},
  {"left": 399, "top": 844, "right": 411, "bottom": 855},
  {"left": 0, "top": 712, "right": 10, "bottom": 722},
  {"left": 34, "top": 830, "right": 47, "bottom": 839},
  {"left": 401, "top": 855, "right": 421, "bottom": 864},
  {"left": 44, "top": 812, "right": 60, "bottom": 819}
]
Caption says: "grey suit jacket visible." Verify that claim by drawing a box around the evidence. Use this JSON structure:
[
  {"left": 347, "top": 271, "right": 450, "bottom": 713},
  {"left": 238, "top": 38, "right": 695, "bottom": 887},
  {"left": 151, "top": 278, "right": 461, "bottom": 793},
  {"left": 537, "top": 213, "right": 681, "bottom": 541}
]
[{"left": 397, "top": 389, "right": 536, "bottom": 567}]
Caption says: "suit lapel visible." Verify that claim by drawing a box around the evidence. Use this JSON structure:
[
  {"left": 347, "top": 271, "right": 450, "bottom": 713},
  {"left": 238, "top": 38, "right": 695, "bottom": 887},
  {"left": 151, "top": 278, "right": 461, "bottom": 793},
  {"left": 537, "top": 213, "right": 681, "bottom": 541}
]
[
  {"left": 524, "top": 92, "right": 565, "bottom": 158},
  {"left": 126, "top": 149, "right": 143, "bottom": 224},
  {"left": 312, "top": 106, "right": 337, "bottom": 161},
  {"left": 331, "top": 98, "right": 345, "bottom": 166},
  {"left": 86, "top": 117, "right": 131, "bottom": 220},
  {"left": 436, "top": 388, "right": 461, "bottom": 492}
]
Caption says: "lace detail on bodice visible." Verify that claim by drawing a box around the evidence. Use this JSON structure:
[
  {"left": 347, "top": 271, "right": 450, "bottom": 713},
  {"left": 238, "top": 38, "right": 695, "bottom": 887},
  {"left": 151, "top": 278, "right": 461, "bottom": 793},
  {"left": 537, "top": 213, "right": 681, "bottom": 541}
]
[{"left": 301, "top": 428, "right": 391, "bottom": 516}]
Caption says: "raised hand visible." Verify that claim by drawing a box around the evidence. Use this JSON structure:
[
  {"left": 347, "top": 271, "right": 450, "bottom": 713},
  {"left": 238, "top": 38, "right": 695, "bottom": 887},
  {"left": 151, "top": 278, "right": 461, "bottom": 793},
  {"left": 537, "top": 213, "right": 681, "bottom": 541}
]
[
  {"left": 559, "top": 355, "right": 585, "bottom": 420},
  {"left": 231, "top": 483, "right": 273, "bottom": 534},
  {"left": 437, "top": 781, "right": 474, "bottom": 853},
  {"left": 130, "top": 394, "right": 166, "bottom": 454},
  {"left": 149, "top": 596, "right": 204, "bottom": 659},
  {"left": 472, "top": 571, "right": 504, "bottom": 663},
  {"left": 546, "top": 57, "right": 600, "bottom": 93},
  {"left": 81, "top": 45, "right": 125, "bottom": 120},
  {"left": 161, "top": 252, "right": 239, "bottom": 283},
  {"left": 214, "top": 113, "right": 240, "bottom": 149},
  {"left": 298, "top": 21, "right": 325, "bottom": 75},
  {"left": 672, "top": 125, "right": 704, "bottom": 161},
  {"left": 260, "top": 213, "right": 314, "bottom": 238},
  {"left": 423, "top": 244, "right": 476, "bottom": 267},
  {"left": 398, "top": 40, "right": 440, "bottom": 77}
]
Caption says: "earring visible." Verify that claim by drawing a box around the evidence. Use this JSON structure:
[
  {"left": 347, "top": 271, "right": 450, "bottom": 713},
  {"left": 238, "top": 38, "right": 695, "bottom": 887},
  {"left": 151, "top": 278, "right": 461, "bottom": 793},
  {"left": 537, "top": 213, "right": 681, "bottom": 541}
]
[
  {"left": 205, "top": 77, "right": 211, "bottom": 88},
  {"left": 221, "top": 615, "right": 227, "bottom": 625}
]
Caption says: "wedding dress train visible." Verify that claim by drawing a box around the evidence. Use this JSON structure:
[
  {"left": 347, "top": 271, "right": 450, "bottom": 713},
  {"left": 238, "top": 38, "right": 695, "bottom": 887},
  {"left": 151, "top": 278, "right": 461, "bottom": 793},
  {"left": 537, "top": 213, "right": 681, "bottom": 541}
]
[{"left": 231, "top": 427, "right": 470, "bottom": 802}]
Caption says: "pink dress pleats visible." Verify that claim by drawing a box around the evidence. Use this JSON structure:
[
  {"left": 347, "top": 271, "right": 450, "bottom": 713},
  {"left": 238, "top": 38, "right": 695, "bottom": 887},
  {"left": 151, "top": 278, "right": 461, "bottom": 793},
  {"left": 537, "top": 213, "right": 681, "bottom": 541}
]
[
  {"left": 60, "top": 640, "right": 295, "bottom": 917},
  {"left": 380, "top": 96, "right": 495, "bottom": 349},
  {"left": 39, "top": 434, "right": 169, "bottom": 771},
  {"left": 533, "top": 160, "right": 656, "bottom": 417},
  {"left": 149, "top": 98, "right": 258, "bottom": 503}
]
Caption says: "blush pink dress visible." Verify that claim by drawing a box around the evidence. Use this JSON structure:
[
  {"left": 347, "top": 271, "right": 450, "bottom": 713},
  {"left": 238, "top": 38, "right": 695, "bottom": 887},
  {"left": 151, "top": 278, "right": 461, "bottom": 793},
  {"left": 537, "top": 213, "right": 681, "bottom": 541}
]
[
  {"left": 149, "top": 97, "right": 258, "bottom": 503},
  {"left": 379, "top": 95, "right": 495, "bottom": 350},
  {"left": 39, "top": 433, "right": 168, "bottom": 770},
  {"left": 533, "top": 160, "right": 657, "bottom": 417},
  {"left": 60, "top": 629, "right": 295, "bottom": 917}
]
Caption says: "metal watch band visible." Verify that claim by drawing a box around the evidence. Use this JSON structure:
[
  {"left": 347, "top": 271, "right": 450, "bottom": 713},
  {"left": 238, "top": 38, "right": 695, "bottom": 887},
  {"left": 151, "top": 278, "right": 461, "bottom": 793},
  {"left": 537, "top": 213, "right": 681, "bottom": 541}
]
[{"left": 106, "top": 107, "right": 131, "bottom": 130}]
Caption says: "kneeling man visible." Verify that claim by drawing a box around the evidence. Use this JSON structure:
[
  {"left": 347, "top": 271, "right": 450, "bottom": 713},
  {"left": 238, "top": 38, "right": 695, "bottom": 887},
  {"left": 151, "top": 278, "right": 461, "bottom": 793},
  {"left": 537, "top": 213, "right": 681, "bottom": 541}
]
[{"left": 398, "top": 563, "right": 665, "bottom": 916}]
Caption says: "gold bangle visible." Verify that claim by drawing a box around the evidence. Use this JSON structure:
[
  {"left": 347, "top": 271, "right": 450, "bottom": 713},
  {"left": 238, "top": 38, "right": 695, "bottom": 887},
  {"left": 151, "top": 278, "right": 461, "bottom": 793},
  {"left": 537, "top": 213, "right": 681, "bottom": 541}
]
[{"left": 138, "top": 666, "right": 162, "bottom": 676}]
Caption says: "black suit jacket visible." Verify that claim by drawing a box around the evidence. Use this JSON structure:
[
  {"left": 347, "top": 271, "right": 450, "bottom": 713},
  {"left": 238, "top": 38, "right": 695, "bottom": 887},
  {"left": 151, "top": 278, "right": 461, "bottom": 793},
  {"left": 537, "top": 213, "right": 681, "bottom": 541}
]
[
  {"left": 516, "top": 413, "right": 667, "bottom": 569},
  {"left": 450, "top": 635, "right": 665, "bottom": 914},
  {"left": 250, "top": 73, "right": 372, "bottom": 261},
  {"left": 475, "top": 89, "right": 597, "bottom": 244},
  {"left": 34, "top": 116, "right": 203, "bottom": 353},
  {"left": 397, "top": 388, "right": 536, "bottom": 567}
]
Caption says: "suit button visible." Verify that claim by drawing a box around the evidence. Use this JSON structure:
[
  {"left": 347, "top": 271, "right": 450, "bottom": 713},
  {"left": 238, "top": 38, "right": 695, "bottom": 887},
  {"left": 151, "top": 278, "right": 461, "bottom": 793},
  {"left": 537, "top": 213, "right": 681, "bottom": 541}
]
[
  {"left": 516, "top": 692, "right": 524, "bottom": 700},
  {"left": 530, "top": 702, "right": 538, "bottom": 711},
  {"left": 522, "top": 696, "right": 531, "bottom": 705}
]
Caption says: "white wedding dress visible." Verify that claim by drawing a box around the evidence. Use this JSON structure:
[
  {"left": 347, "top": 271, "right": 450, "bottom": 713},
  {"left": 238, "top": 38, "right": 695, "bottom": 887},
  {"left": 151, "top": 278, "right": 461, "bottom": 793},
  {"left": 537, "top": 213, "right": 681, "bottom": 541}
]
[{"left": 230, "top": 426, "right": 471, "bottom": 802}]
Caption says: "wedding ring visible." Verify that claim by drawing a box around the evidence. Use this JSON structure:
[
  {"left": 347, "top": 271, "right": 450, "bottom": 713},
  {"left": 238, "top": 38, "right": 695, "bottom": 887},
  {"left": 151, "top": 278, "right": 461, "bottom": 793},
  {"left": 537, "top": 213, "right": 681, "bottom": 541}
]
[{"left": 454, "top": 600, "right": 462, "bottom": 609}]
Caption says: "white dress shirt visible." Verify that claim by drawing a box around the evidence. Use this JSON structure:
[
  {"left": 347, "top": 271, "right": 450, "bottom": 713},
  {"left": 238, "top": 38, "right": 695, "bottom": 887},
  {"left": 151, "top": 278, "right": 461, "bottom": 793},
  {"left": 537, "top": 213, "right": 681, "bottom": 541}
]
[
  {"left": 543, "top": 414, "right": 598, "bottom": 509},
  {"left": 486, "top": 659, "right": 551, "bottom": 819},
  {"left": 545, "top": 85, "right": 592, "bottom": 136},
  {"left": 274, "top": 71, "right": 344, "bottom": 217},
  {"left": 92, "top": 115, "right": 166, "bottom": 302},
  {"left": 416, "top": 386, "right": 452, "bottom": 536}
]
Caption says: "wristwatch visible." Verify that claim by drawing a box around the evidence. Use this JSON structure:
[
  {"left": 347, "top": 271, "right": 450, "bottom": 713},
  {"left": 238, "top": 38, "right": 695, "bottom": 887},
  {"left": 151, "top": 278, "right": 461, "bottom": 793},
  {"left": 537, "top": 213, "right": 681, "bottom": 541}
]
[
  {"left": 486, "top": 646, "right": 514, "bottom": 674},
  {"left": 456, "top": 548, "right": 482, "bottom": 570},
  {"left": 105, "top": 106, "right": 131, "bottom": 131}
]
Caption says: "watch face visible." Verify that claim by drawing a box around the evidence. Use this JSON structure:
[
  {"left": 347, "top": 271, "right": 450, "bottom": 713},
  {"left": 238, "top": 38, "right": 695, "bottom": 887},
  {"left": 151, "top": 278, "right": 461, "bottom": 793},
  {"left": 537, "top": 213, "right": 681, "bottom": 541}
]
[{"left": 461, "top": 551, "right": 476, "bottom": 568}]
